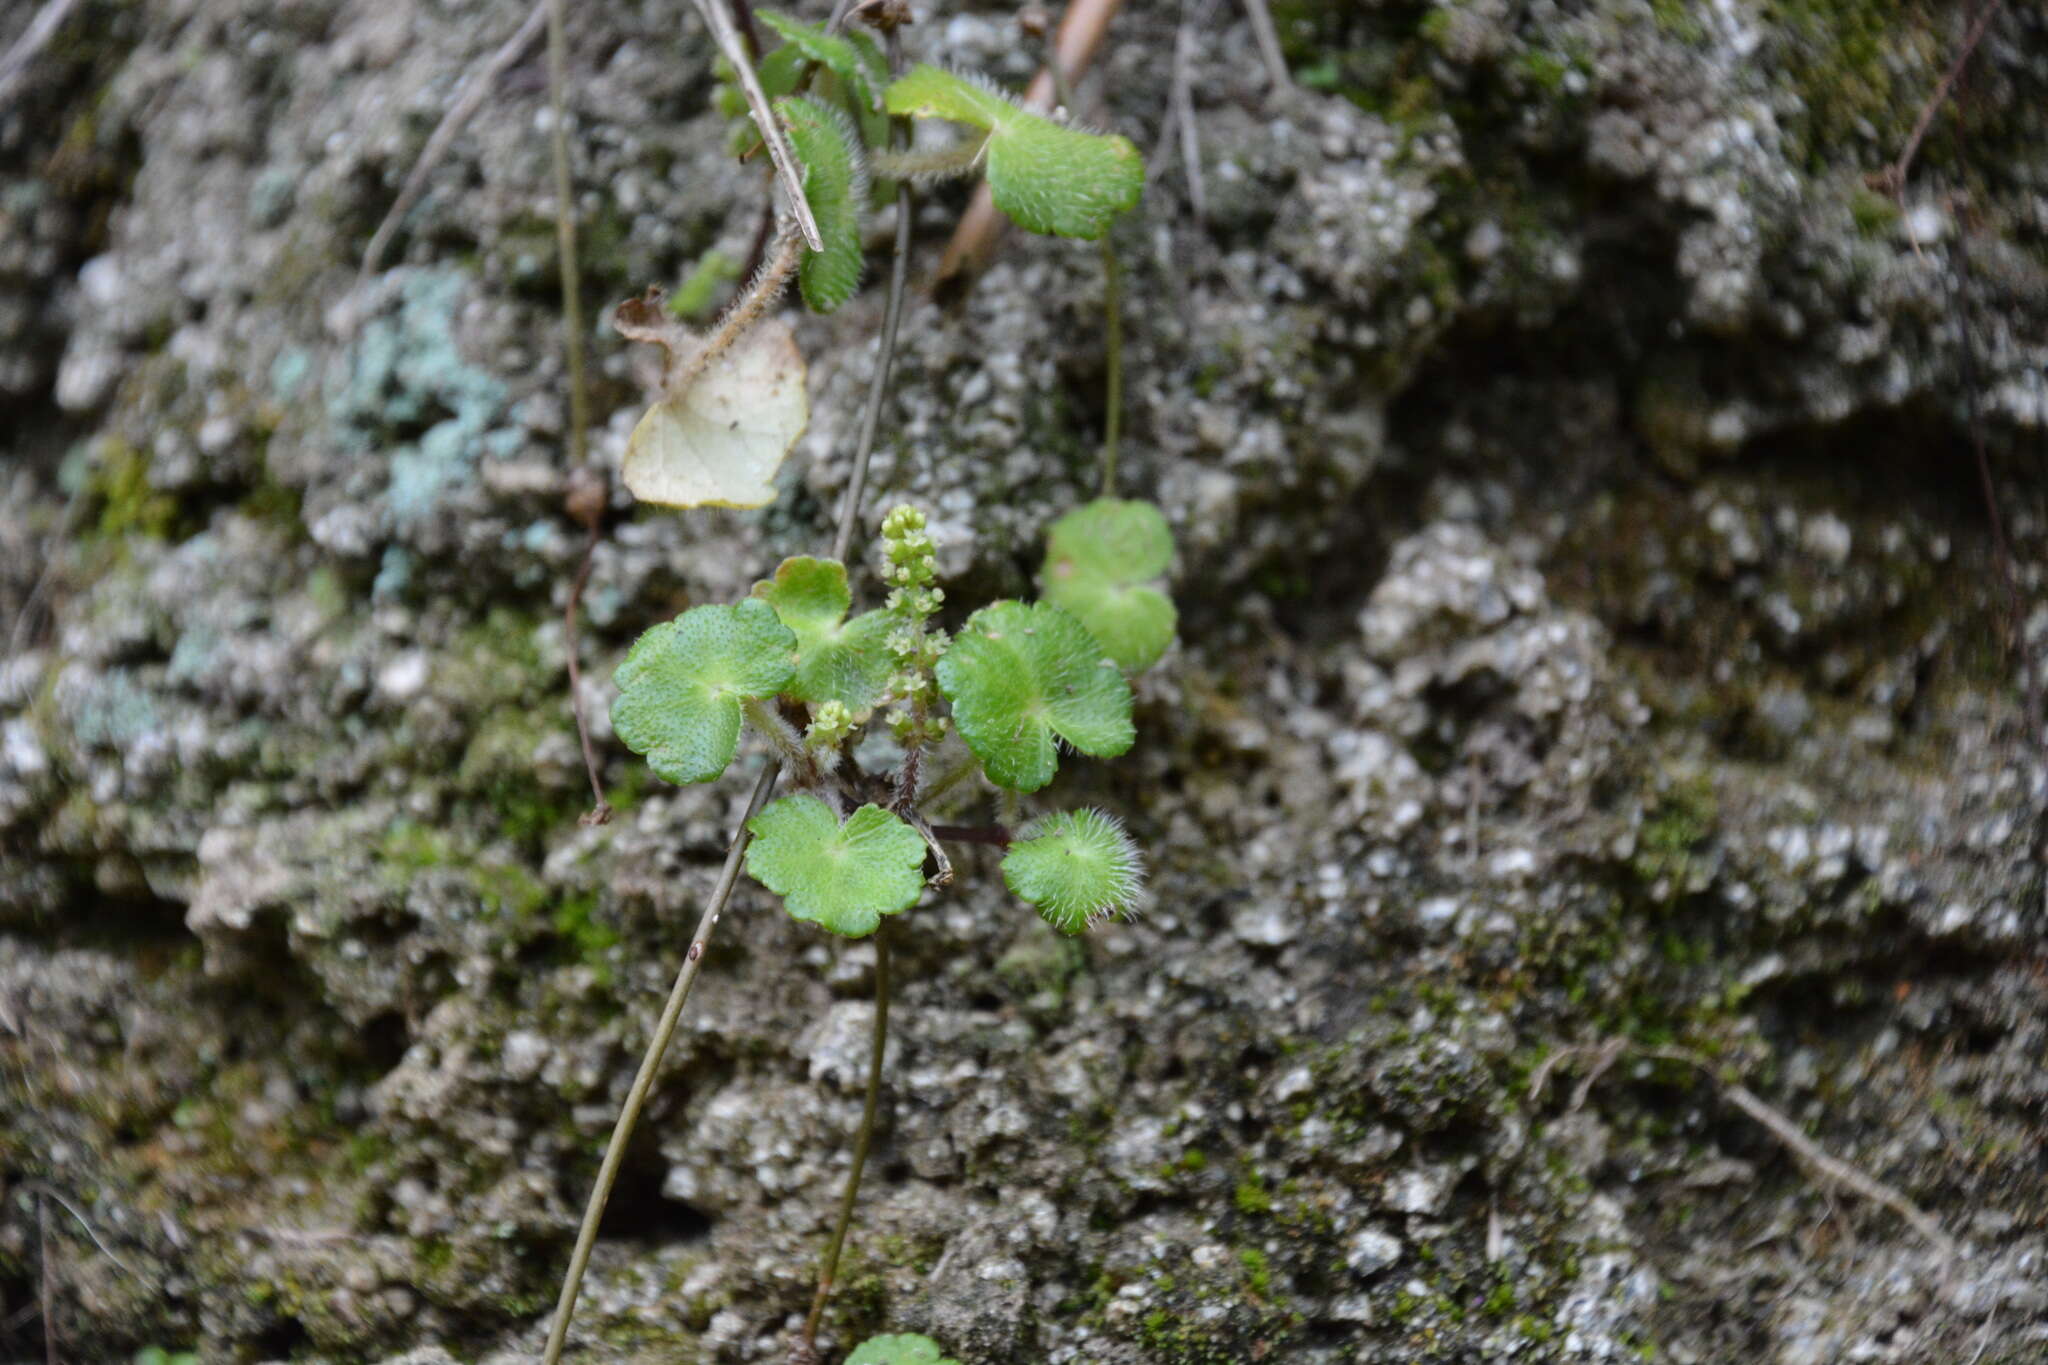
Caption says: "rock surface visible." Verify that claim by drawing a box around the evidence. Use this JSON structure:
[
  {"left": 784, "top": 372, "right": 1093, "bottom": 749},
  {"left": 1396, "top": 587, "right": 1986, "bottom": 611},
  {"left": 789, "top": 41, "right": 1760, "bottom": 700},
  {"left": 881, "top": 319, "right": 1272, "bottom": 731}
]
[{"left": 2, "top": 0, "right": 2046, "bottom": 1362}]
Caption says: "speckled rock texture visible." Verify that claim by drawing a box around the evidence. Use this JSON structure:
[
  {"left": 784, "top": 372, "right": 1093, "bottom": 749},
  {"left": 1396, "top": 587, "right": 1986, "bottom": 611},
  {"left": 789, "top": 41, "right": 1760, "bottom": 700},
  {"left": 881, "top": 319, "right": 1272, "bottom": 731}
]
[{"left": 2, "top": 0, "right": 2046, "bottom": 1362}]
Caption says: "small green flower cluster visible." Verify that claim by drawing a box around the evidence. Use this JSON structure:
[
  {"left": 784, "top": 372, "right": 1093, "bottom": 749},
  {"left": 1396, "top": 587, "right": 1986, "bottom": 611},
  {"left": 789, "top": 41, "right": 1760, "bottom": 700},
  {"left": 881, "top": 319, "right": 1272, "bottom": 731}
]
[
  {"left": 805, "top": 698, "right": 855, "bottom": 750},
  {"left": 880, "top": 506, "right": 949, "bottom": 747}
]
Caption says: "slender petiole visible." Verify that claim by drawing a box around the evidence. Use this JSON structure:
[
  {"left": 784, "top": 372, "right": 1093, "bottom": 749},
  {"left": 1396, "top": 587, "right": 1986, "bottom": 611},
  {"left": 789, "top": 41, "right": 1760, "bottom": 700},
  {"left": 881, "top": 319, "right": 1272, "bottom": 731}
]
[
  {"left": 1100, "top": 234, "right": 1122, "bottom": 496},
  {"left": 1034, "top": 27, "right": 1123, "bottom": 495},
  {"left": 539, "top": 762, "right": 781, "bottom": 1365},
  {"left": 869, "top": 138, "right": 989, "bottom": 184},
  {"left": 796, "top": 923, "right": 891, "bottom": 1359}
]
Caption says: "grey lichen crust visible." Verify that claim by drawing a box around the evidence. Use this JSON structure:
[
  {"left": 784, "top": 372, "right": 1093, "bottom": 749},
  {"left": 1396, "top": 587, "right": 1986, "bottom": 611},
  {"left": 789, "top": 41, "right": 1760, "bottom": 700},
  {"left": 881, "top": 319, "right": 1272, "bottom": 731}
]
[{"left": 2, "top": 0, "right": 2045, "bottom": 1362}]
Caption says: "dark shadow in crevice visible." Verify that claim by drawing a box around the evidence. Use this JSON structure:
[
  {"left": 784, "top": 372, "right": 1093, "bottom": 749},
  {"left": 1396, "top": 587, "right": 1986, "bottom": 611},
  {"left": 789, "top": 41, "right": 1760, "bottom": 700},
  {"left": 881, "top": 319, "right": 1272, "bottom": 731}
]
[
  {"left": 591, "top": 1126, "right": 716, "bottom": 1246},
  {"left": 250, "top": 1312, "right": 311, "bottom": 1361}
]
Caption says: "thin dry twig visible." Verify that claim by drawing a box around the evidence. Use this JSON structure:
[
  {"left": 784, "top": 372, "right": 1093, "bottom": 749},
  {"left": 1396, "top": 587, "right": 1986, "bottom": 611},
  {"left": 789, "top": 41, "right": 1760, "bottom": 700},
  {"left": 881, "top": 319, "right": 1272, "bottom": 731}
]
[
  {"left": 37, "top": 1196, "right": 56, "bottom": 1365},
  {"left": 937, "top": 0, "right": 1127, "bottom": 284},
  {"left": 1532, "top": 1042, "right": 1959, "bottom": 1261},
  {"left": 1878, "top": 0, "right": 2004, "bottom": 197},
  {"left": 691, "top": 0, "right": 825, "bottom": 251},
  {"left": 1713, "top": 1078, "right": 1957, "bottom": 1261},
  {"left": 1525, "top": 1045, "right": 1577, "bottom": 1105},
  {"left": 0, "top": 0, "right": 84, "bottom": 112},
  {"left": 24, "top": 1185, "right": 143, "bottom": 1284},
  {"left": 543, "top": 0, "right": 608, "bottom": 824},
  {"left": 1950, "top": 198, "right": 2046, "bottom": 752},
  {"left": 1169, "top": 5, "right": 1207, "bottom": 223},
  {"left": 358, "top": 0, "right": 548, "bottom": 291},
  {"left": 546, "top": 0, "right": 589, "bottom": 470},
  {"left": 1237, "top": 0, "right": 1291, "bottom": 93},
  {"left": 794, "top": 925, "right": 891, "bottom": 1360},
  {"left": 1567, "top": 1037, "right": 1626, "bottom": 1113}
]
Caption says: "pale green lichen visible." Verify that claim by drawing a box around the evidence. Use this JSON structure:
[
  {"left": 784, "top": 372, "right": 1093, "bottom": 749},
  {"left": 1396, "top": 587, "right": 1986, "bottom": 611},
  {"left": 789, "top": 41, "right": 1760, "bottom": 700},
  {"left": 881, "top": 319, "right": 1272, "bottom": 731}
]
[{"left": 328, "top": 269, "right": 511, "bottom": 528}]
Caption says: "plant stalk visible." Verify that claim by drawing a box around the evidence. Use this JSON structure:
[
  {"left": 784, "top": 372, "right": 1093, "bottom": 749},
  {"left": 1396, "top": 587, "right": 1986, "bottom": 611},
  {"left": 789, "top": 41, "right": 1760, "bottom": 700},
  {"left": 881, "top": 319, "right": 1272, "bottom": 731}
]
[
  {"left": 1100, "top": 235, "right": 1122, "bottom": 496},
  {"left": 548, "top": 0, "right": 610, "bottom": 824},
  {"left": 832, "top": 78, "right": 915, "bottom": 564},
  {"left": 1240, "top": 0, "right": 1292, "bottom": 93},
  {"left": 546, "top": 0, "right": 589, "bottom": 468},
  {"left": 38, "top": 1194, "right": 55, "bottom": 1365},
  {"left": 539, "top": 762, "right": 781, "bottom": 1365},
  {"left": 564, "top": 524, "right": 612, "bottom": 825},
  {"left": 796, "top": 923, "right": 892, "bottom": 1358},
  {"left": 1037, "top": 29, "right": 1122, "bottom": 498}
]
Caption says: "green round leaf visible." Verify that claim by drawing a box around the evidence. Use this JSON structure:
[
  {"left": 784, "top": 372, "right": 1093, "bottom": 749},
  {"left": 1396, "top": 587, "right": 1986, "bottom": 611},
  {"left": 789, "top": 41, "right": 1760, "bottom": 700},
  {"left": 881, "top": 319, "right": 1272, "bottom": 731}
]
[
  {"left": 1002, "top": 808, "right": 1146, "bottom": 933},
  {"left": 883, "top": 64, "right": 1015, "bottom": 130},
  {"left": 611, "top": 599, "right": 796, "bottom": 785},
  {"left": 753, "top": 556, "right": 895, "bottom": 712},
  {"left": 776, "top": 95, "right": 868, "bottom": 314},
  {"left": 745, "top": 795, "right": 926, "bottom": 936},
  {"left": 1040, "top": 498, "right": 1177, "bottom": 672},
  {"left": 846, "top": 1336, "right": 960, "bottom": 1365},
  {"left": 934, "top": 600, "right": 1134, "bottom": 793},
  {"left": 883, "top": 64, "right": 1143, "bottom": 240},
  {"left": 1045, "top": 497, "right": 1172, "bottom": 580},
  {"left": 985, "top": 117, "right": 1143, "bottom": 240}
]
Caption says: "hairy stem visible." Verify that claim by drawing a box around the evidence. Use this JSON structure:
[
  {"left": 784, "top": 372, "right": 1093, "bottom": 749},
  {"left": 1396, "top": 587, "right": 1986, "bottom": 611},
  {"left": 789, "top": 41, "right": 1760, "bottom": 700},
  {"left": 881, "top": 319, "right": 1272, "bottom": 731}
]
[
  {"left": 672, "top": 228, "right": 802, "bottom": 397},
  {"left": 797, "top": 924, "right": 891, "bottom": 1358},
  {"left": 743, "top": 697, "right": 840, "bottom": 804},
  {"left": 547, "top": 0, "right": 590, "bottom": 468},
  {"left": 540, "top": 763, "right": 781, "bottom": 1365},
  {"left": 915, "top": 753, "right": 981, "bottom": 811},
  {"left": 868, "top": 139, "right": 987, "bottom": 184}
]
